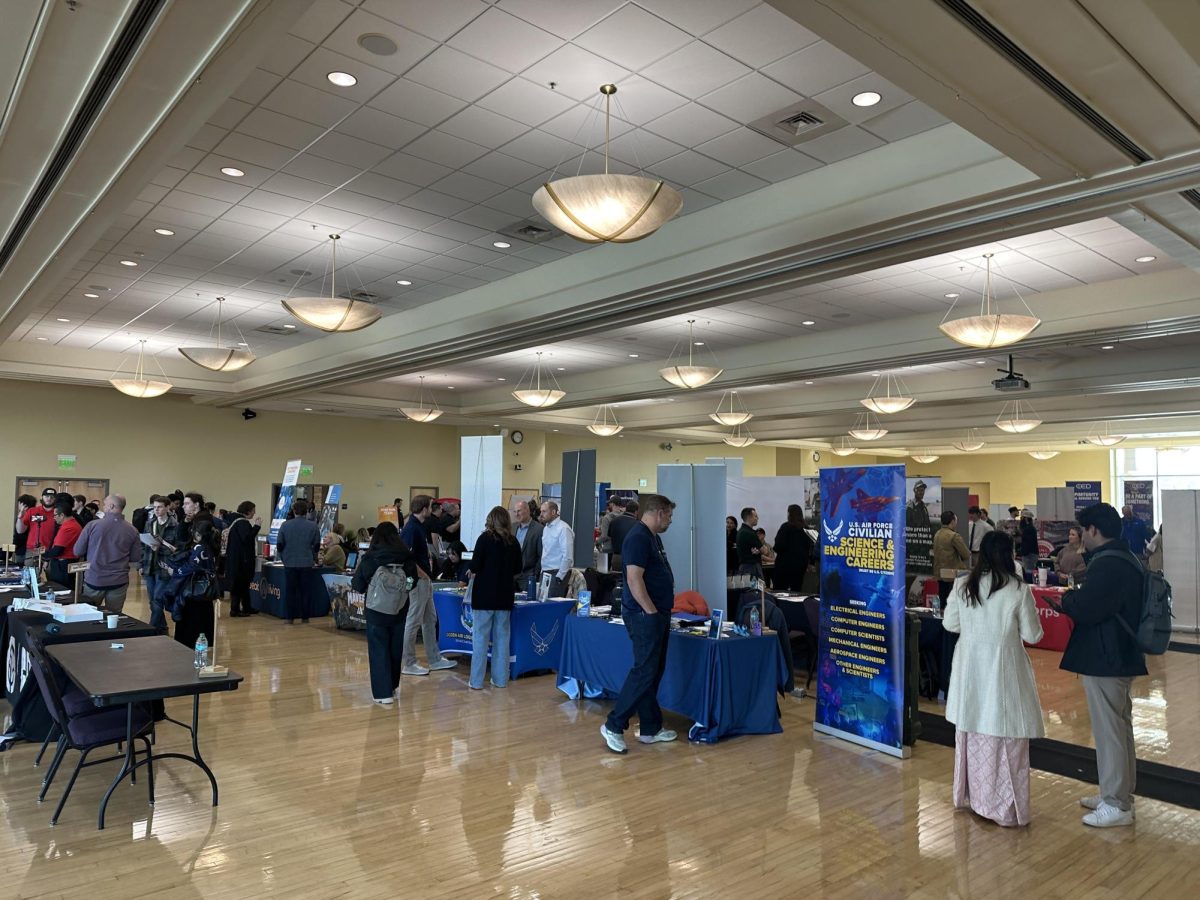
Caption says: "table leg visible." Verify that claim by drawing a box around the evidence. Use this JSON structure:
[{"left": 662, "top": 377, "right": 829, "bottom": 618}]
[
  {"left": 98, "top": 703, "right": 135, "bottom": 830},
  {"left": 189, "top": 694, "right": 219, "bottom": 806}
]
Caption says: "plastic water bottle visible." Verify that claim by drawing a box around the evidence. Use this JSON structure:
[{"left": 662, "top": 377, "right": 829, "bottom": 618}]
[
  {"left": 749, "top": 606, "right": 762, "bottom": 637},
  {"left": 194, "top": 633, "right": 209, "bottom": 670},
  {"left": 577, "top": 590, "right": 591, "bottom": 617}
]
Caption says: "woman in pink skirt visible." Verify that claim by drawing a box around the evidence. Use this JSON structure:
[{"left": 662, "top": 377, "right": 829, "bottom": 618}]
[{"left": 944, "top": 530, "right": 1045, "bottom": 826}]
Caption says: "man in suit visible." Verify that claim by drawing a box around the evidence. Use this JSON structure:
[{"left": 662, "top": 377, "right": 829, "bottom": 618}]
[
  {"left": 511, "top": 498, "right": 543, "bottom": 589},
  {"left": 966, "top": 505, "right": 993, "bottom": 566}
]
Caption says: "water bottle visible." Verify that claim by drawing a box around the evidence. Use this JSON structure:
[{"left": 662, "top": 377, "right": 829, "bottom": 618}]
[
  {"left": 577, "top": 590, "right": 591, "bottom": 617},
  {"left": 749, "top": 606, "right": 762, "bottom": 637},
  {"left": 194, "top": 633, "right": 209, "bottom": 670}
]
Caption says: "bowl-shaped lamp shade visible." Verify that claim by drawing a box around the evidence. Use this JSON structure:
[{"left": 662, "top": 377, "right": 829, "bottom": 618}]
[
  {"left": 110, "top": 377, "right": 172, "bottom": 398},
  {"left": 710, "top": 411, "right": 752, "bottom": 426},
  {"left": 831, "top": 445, "right": 857, "bottom": 456},
  {"left": 724, "top": 434, "right": 756, "bottom": 448},
  {"left": 659, "top": 364, "right": 722, "bottom": 389},
  {"left": 995, "top": 416, "right": 1041, "bottom": 434},
  {"left": 399, "top": 407, "right": 443, "bottom": 423},
  {"left": 848, "top": 426, "right": 888, "bottom": 441},
  {"left": 911, "top": 453, "right": 940, "bottom": 463},
  {"left": 512, "top": 388, "right": 565, "bottom": 408},
  {"left": 588, "top": 423, "right": 624, "bottom": 437},
  {"left": 533, "top": 174, "right": 683, "bottom": 243},
  {"left": 939, "top": 313, "right": 1040, "bottom": 349},
  {"left": 282, "top": 296, "right": 381, "bottom": 332},
  {"left": 1029, "top": 450, "right": 1060, "bottom": 460},
  {"left": 953, "top": 439, "right": 986, "bottom": 452},
  {"left": 1085, "top": 434, "right": 1126, "bottom": 446},
  {"left": 178, "top": 347, "right": 256, "bottom": 372},
  {"left": 861, "top": 396, "right": 915, "bottom": 414}
]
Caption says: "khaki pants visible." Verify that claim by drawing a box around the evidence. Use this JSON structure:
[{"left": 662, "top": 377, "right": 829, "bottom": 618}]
[
  {"left": 82, "top": 582, "right": 129, "bottom": 614},
  {"left": 1082, "top": 675, "right": 1137, "bottom": 811},
  {"left": 402, "top": 577, "right": 443, "bottom": 667}
]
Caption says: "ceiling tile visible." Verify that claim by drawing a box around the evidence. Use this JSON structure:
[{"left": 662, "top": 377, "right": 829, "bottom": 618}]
[
  {"left": 373, "top": 152, "right": 454, "bottom": 186},
  {"left": 174, "top": 173, "right": 253, "bottom": 204},
  {"left": 320, "top": 190, "right": 391, "bottom": 218},
  {"left": 500, "top": 129, "right": 584, "bottom": 168},
  {"left": 375, "top": 205, "right": 444, "bottom": 231},
  {"left": 639, "top": 40, "right": 752, "bottom": 99},
  {"left": 476, "top": 77, "right": 575, "bottom": 127},
  {"left": 221, "top": 206, "right": 290, "bottom": 230},
  {"left": 859, "top": 101, "right": 948, "bottom": 143},
  {"left": 704, "top": 5, "right": 820, "bottom": 68},
  {"left": 651, "top": 150, "right": 729, "bottom": 185},
  {"left": 635, "top": 0, "right": 759, "bottom": 36},
  {"left": 741, "top": 148, "right": 822, "bottom": 182},
  {"left": 643, "top": 103, "right": 738, "bottom": 146},
  {"left": 238, "top": 108, "right": 325, "bottom": 150},
  {"left": 539, "top": 103, "right": 632, "bottom": 144},
  {"left": 575, "top": 5, "right": 690, "bottom": 71},
  {"left": 214, "top": 132, "right": 297, "bottom": 170},
  {"left": 462, "top": 151, "right": 545, "bottom": 185},
  {"left": 208, "top": 98, "right": 252, "bottom": 131},
  {"left": 335, "top": 106, "right": 426, "bottom": 149},
  {"left": 523, "top": 44, "right": 632, "bottom": 101},
  {"left": 361, "top": 0, "right": 488, "bottom": 42},
  {"left": 429, "top": 171, "right": 506, "bottom": 203},
  {"left": 606, "top": 129, "right": 685, "bottom": 167},
  {"left": 405, "top": 46, "right": 509, "bottom": 102},
  {"left": 231, "top": 68, "right": 282, "bottom": 106},
  {"left": 400, "top": 189, "right": 474, "bottom": 217},
  {"left": 700, "top": 72, "right": 804, "bottom": 123},
  {"left": 607, "top": 76, "right": 688, "bottom": 125},
  {"left": 814, "top": 74, "right": 911, "bottom": 125},
  {"left": 404, "top": 130, "right": 489, "bottom": 168},
  {"left": 675, "top": 187, "right": 721, "bottom": 214},
  {"left": 346, "top": 171, "right": 422, "bottom": 203},
  {"left": 185, "top": 124, "right": 227, "bottom": 153},
  {"left": 261, "top": 77, "right": 359, "bottom": 128},
  {"left": 438, "top": 105, "right": 529, "bottom": 149},
  {"left": 448, "top": 7, "right": 561, "bottom": 73},
  {"left": 281, "top": 154, "right": 359, "bottom": 188},
  {"left": 691, "top": 169, "right": 770, "bottom": 200},
  {"left": 501, "top": 0, "right": 626, "bottom": 39},
  {"left": 308, "top": 131, "right": 393, "bottom": 169},
  {"left": 288, "top": 0, "right": 354, "bottom": 43},
  {"left": 369, "top": 78, "right": 467, "bottom": 127},
  {"left": 289, "top": 47, "right": 396, "bottom": 106},
  {"left": 693, "top": 127, "right": 782, "bottom": 167},
  {"left": 763, "top": 41, "right": 871, "bottom": 97},
  {"left": 452, "top": 204, "right": 522, "bottom": 231},
  {"left": 482, "top": 188, "right": 536, "bottom": 218},
  {"left": 159, "top": 191, "right": 233, "bottom": 218},
  {"left": 321, "top": 8, "right": 438, "bottom": 76},
  {"left": 426, "top": 220, "right": 490, "bottom": 243},
  {"left": 260, "top": 33, "right": 315, "bottom": 77},
  {"left": 787, "top": 125, "right": 885, "bottom": 164}
]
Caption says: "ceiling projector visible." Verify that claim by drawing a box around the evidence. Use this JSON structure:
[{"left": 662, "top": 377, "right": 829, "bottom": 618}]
[{"left": 992, "top": 355, "right": 1030, "bottom": 392}]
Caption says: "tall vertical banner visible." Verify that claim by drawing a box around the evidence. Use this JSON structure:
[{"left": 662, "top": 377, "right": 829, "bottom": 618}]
[
  {"left": 269, "top": 459, "right": 303, "bottom": 544},
  {"left": 1067, "top": 481, "right": 1101, "bottom": 516},
  {"left": 1124, "top": 480, "right": 1154, "bottom": 524},
  {"left": 815, "top": 464, "right": 909, "bottom": 758},
  {"left": 904, "top": 475, "right": 941, "bottom": 574},
  {"left": 318, "top": 484, "right": 342, "bottom": 544}
]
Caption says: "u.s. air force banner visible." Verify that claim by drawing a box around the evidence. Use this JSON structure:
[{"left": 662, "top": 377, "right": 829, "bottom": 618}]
[{"left": 814, "top": 464, "right": 909, "bottom": 758}]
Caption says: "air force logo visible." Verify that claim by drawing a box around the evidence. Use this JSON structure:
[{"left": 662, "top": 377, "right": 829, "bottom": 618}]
[{"left": 823, "top": 519, "right": 844, "bottom": 544}]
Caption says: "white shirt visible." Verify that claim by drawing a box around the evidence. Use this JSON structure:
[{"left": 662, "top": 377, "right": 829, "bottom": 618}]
[
  {"left": 967, "top": 518, "right": 993, "bottom": 552},
  {"left": 540, "top": 517, "right": 574, "bottom": 577}
]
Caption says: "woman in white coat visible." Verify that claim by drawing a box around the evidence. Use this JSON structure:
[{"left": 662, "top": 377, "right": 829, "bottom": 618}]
[{"left": 944, "top": 530, "right": 1044, "bottom": 826}]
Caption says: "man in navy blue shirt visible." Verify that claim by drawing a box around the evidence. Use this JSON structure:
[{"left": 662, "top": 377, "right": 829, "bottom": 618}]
[
  {"left": 602, "top": 494, "right": 677, "bottom": 754},
  {"left": 400, "top": 495, "right": 456, "bottom": 675}
]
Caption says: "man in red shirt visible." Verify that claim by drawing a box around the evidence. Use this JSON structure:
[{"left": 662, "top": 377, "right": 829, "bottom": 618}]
[
  {"left": 46, "top": 497, "right": 82, "bottom": 585},
  {"left": 16, "top": 488, "right": 57, "bottom": 556}
]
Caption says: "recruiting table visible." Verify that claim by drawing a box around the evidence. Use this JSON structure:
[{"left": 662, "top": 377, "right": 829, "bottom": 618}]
[
  {"left": 250, "top": 563, "right": 334, "bottom": 619},
  {"left": 433, "top": 588, "right": 574, "bottom": 679},
  {"left": 556, "top": 614, "right": 789, "bottom": 743}
]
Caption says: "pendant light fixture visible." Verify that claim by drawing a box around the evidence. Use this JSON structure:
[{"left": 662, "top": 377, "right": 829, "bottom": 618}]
[
  {"left": 861, "top": 372, "right": 915, "bottom": 414},
  {"left": 723, "top": 422, "right": 755, "bottom": 447},
  {"left": 532, "top": 84, "right": 683, "bottom": 243},
  {"left": 1084, "top": 421, "right": 1127, "bottom": 446},
  {"left": 587, "top": 404, "right": 623, "bottom": 436},
  {"left": 710, "top": 390, "right": 752, "bottom": 426},
  {"left": 848, "top": 410, "right": 888, "bottom": 441},
  {"left": 939, "top": 253, "right": 1040, "bottom": 348},
  {"left": 911, "top": 451, "right": 940, "bottom": 464},
  {"left": 512, "top": 352, "right": 566, "bottom": 408},
  {"left": 179, "top": 297, "right": 255, "bottom": 372},
  {"left": 1028, "top": 449, "right": 1060, "bottom": 460},
  {"left": 282, "top": 234, "right": 381, "bottom": 332},
  {"left": 659, "top": 320, "right": 722, "bottom": 389},
  {"left": 994, "top": 399, "right": 1042, "bottom": 433},
  {"left": 398, "top": 376, "right": 443, "bottom": 422},
  {"left": 110, "top": 339, "right": 172, "bottom": 398},
  {"left": 952, "top": 429, "right": 986, "bottom": 452},
  {"left": 831, "top": 437, "right": 857, "bottom": 457}
]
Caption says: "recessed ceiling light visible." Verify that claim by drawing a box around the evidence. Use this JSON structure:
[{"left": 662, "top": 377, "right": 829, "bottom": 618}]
[
  {"left": 945, "top": 292, "right": 960, "bottom": 299},
  {"left": 497, "top": 377, "right": 506, "bottom": 381},
  {"left": 326, "top": 71, "right": 357, "bottom": 87},
  {"left": 154, "top": 228, "right": 175, "bottom": 236},
  {"left": 84, "top": 292, "right": 99, "bottom": 298},
  {"left": 283, "top": 324, "right": 297, "bottom": 329},
  {"left": 976, "top": 360, "right": 986, "bottom": 365},
  {"left": 304, "top": 407, "right": 313, "bottom": 411},
  {"left": 1101, "top": 344, "right": 1115, "bottom": 350},
  {"left": 804, "top": 381, "right": 813, "bottom": 385},
  {"left": 802, "top": 320, "right": 816, "bottom": 326},
  {"left": 220, "top": 167, "right": 245, "bottom": 177},
  {"left": 447, "top": 385, "right": 455, "bottom": 389},
  {"left": 56, "top": 317, "right": 70, "bottom": 322},
  {"left": 628, "top": 353, "right": 639, "bottom": 358},
  {"left": 693, "top": 341, "right": 705, "bottom": 346},
  {"left": 492, "top": 241, "right": 511, "bottom": 249},
  {"left": 119, "top": 259, "right": 138, "bottom": 267},
  {"left": 556, "top": 366, "right": 566, "bottom": 371},
  {"left": 36, "top": 337, "right": 48, "bottom": 341},
  {"left": 237, "top": 342, "right": 247, "bottom": 347},
  {"left": 552, "top": 429, "right": 559, "bottom": 432},
  {"left": 852, "top": 91, "right": 882, "bottom": 107},
  {"left": 1135, "top": 255, "right": 1156, "bottom": 263},
  {"left": 396, "top": 279, "right": 412, "bottom": 285}
]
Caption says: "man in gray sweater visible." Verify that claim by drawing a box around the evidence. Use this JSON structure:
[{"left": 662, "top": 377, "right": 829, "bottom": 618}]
[
  {"left": 277, "top": 499, "right": 321, "bottom": 624},
  {"left": 73, "top": 494, "right": 142, "bottom": 613}
]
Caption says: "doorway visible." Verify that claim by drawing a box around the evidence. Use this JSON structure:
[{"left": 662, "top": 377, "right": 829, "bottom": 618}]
[{"left": 14, "top": 476, "right": 110, "bottom": 507}]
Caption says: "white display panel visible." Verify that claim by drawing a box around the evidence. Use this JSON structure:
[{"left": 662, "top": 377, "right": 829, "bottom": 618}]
[
  {"left": 725, "top": 475, "right": 816, "bottom": 539},
  {"left": 1162, "top": 490, "right": 1199, "bottom": 633},
  {"left": 658, "top": 464, "right": 727, "bottom": 611},
  {"left": 460, "top": 436, "right": 503, "bottom": 550}
]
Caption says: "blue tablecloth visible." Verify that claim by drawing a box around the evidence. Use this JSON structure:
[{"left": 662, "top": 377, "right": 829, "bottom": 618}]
[
  {"left": 250, "top": 564, "right": 333, "bottom": 619},
  {"left": 433, "top": 589, "right": 575, "bottom": 679},
  {"left": 556, "top": 615, "right": 788, "bottom": 743}
]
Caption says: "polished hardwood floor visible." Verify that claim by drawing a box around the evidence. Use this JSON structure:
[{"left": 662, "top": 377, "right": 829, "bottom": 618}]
[{"left": 2, "top": 586, "right": 1198, "bottom": 899}]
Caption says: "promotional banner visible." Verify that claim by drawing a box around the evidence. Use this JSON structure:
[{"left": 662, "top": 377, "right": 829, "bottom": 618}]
[
  {"left": 377, "top": 506, "right": 400, "bottom": 528},
  {"left": 1124, "top": 480, "right": 1154, "bottom": 524},
  {"left": 1067, "top": 481, "right": 1101, "bottom": 516},
  {"left": 318, "top": 484, "right": 342, "bottom": 545},
  {"left": 904, "top": 475, "right": 941, "bottom": 574},
  {"left": 815, "top": 465, "right": 909, "bottom": 758},
  {"left": 269, "top": 459, "right": 302, "bottom": 544}
]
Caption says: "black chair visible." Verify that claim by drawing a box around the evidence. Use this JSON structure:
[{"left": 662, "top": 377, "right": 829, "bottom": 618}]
[
  {"left": 802, "top": 596, "right": 821, "bottom": 690},
  {"left": 28, "top": 642, "right": 156, "bottom": 826}
]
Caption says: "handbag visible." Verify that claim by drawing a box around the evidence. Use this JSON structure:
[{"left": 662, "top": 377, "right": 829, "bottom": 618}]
[{"left": 183, "top": 571, "right": 219, "bottom": 602}]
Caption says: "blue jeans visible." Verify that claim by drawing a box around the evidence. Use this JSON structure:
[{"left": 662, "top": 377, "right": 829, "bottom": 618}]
[
  {"left": 144, "top": 573, "right": 166, "bottom": 631},
  {"left": 606, "top": 608, "right": 671, "bottom": 736},
  {"left": 470, "top": 608, "right": 511, "bottom": 688}
]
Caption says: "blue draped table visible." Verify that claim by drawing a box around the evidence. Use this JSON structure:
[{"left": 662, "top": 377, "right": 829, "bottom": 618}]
[
  {"left": 432, "top": 589, "right": 574, "bottom": 679},
  {"left": 250, "top": 564, "right": 334, "bottom": 619},
  {"left": 556, "top": 615, "right": 788, "bottom": 743}
]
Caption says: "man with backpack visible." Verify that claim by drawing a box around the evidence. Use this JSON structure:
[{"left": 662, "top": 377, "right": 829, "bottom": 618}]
[{"left": 1059, "top": 502, "right": 1150, "bottom": 828}]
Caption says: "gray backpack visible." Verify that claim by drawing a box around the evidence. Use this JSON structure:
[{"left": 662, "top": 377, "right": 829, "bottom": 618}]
[{"left": 365, "top": 564, "right": 411, "bottom": 615}]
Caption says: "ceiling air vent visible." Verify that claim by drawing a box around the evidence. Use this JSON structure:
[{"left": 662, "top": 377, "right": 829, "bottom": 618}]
[
  {"left": 255, "top": 324, "right": 300, "bottom": 335},
  {"left": 340, "top": 289, "right": 383, "bottom": 303},
  {"left": 498, "top": 218, "right": 562, "bottom": 244},
  {"left": 748, "top": 99, "right": 847, "bottom": 147}
]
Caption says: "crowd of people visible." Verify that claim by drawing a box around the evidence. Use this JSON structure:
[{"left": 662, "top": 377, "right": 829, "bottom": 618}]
[{"left": 720, "top": 505, "right": 815, "bottom": 590}]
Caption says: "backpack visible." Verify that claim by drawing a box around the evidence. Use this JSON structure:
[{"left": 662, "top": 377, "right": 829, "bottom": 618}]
[
  {"left": 220, "top": 521, "right": 235, "bottom": 557},
  {"left": 1092, "top": 549, "right": 1173, "bottom": 655},
  {"left": 365, "top": 563, "right": 411, "bottom": 615}
]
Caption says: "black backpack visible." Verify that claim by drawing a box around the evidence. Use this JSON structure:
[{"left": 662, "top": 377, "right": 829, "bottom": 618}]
[{"left": 1092, "top": 549, "right": 1173, "bottom": 655}]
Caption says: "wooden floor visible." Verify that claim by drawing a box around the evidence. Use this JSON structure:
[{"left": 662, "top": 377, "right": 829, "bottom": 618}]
[{"left": 3, "top": 587, "right": 1199, "bottom": 899}]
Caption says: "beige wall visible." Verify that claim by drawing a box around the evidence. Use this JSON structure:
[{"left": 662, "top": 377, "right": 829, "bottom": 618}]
[{"left": 929, "top": 450, "right": 1111, "bottom": 512}]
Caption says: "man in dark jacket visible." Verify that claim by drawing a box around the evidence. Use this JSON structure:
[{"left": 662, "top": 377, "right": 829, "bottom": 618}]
[
  {"left": 1060, "top": 502, "right": 1147, "bottom": 829},
  {"left": 511, "top": 499, "right": 543, "bottom": 588},
  {"left": 225, "top": 501, "right": 261, "bottom": 616},
  {"left": 277, "top": 499, "right": 320, "bottom": 624}
]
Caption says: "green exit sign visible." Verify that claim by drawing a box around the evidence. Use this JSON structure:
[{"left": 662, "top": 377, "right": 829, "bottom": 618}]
[
  {"left": 300, "top": 465, "right": 314, "bottom": 478},
  {"left": 57, "top": 455, "right": 76, "bottom": 470}
]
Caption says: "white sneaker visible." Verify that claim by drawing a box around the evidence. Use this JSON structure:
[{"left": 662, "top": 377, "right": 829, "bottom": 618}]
[
  {"left": 401, "top": 664, "right": 430, "bottom": 676},
  {"left": 372, "top": 697, "right": 394, "bottom": 705},
  {"left": 636, "top": 728, "right": 678, "bottom": 745},
  {"left": 600, "top": 724, "right": 628, "bottom": 754},
  {"left": 428, "top": 659, "right": 457, "bottom": 671},
  {"left": 1080, "top": 795, "right": 1135, "bottom": 815},
  {"left": 1082, "top": 802, "right": 1134, "bottom": 828}
]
